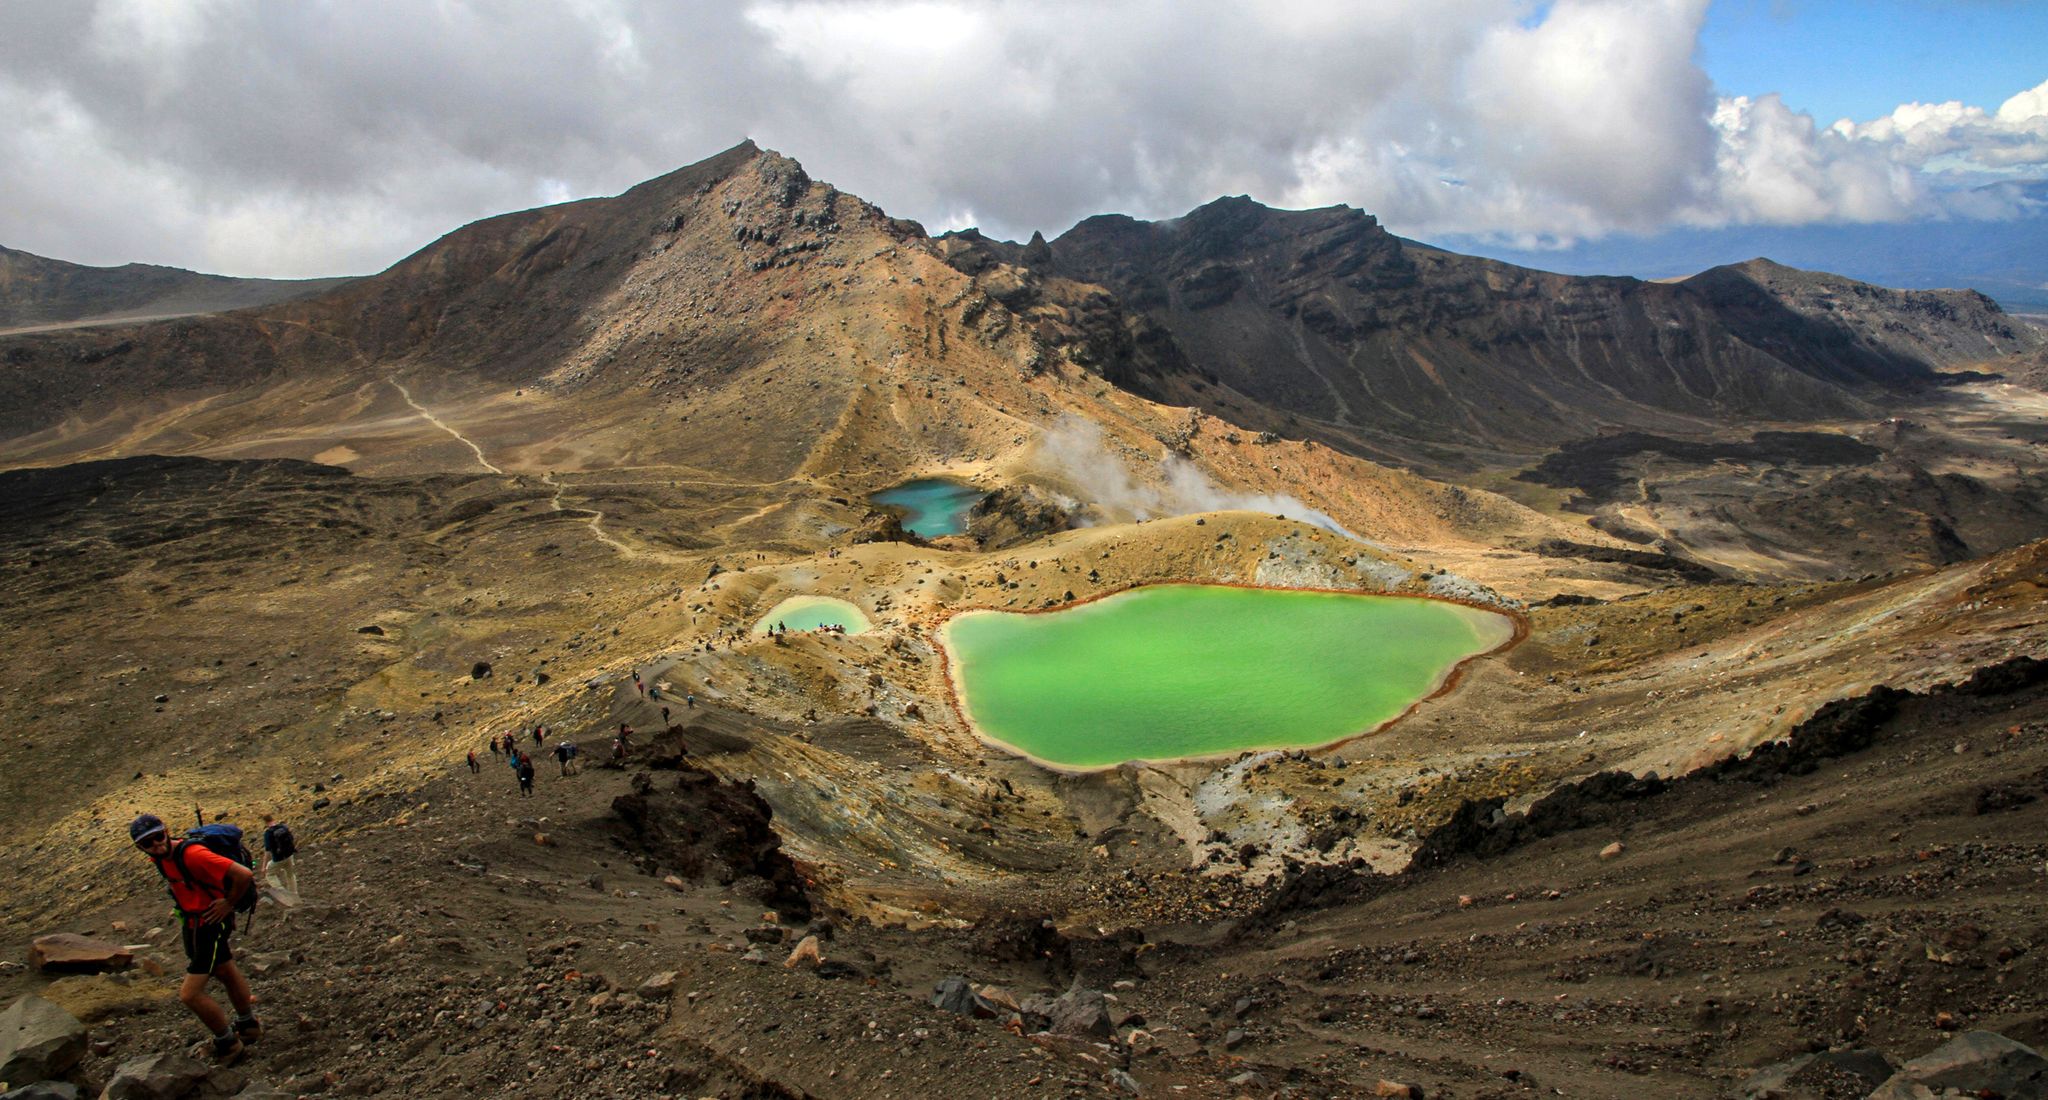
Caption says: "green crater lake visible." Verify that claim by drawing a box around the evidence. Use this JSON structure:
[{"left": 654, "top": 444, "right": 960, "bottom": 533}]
[
  {"left": 871, "top": 478, "right": 985, "bottom": 537},
  {"left": 753, "top": 595, "right": 872, "bottom": 635},
  {"left": 941, "top": 584, "right": 1515, "bottom": 769}
]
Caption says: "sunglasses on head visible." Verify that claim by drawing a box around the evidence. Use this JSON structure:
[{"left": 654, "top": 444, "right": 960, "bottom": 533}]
[{"left": 135, "top": 832, "right": 167, "bottom": 849}]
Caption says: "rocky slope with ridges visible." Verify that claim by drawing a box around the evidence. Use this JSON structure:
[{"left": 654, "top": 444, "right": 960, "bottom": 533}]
[{"left": 1031, "top": 199, "right": 2041, "bottom": 469}]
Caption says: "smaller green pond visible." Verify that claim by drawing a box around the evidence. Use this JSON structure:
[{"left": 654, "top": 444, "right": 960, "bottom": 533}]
[
  {"left": 871, "top": 478, "right": 985, "bottom": 538},
  {"left": 753, "top": 595, "right": 872, "bottom": 635},
  {"left": 941, "top": 584, "right": 1514, "bottom": 768}
]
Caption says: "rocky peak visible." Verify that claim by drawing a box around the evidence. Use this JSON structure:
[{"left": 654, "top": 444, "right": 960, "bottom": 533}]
[
  {"left": 1021, "top": 230, "right": 1053, "bottom": 269},
  {"left": 750, "top": 147, "right": 812, "bottom": 208}
]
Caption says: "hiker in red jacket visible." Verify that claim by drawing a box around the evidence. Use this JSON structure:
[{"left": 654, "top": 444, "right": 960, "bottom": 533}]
[{"left": 130, "top": 813, "right": 261, "bottom": 1064}]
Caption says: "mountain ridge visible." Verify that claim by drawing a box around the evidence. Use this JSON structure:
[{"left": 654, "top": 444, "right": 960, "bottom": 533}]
[
  {"left": 0, "top": 243, "right": 354, "bottom": 333},
  {"left": 4, "top": 143, "right": 2046, "bottom": 578}
]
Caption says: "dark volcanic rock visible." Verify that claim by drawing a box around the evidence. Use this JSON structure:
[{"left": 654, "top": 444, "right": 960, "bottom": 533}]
[
  {"left": 97, "top": 1051, "right": 215, "bottom": 1100},
  {"left": 1518, "top": 430, "right": 1883, "bottom": 507},
  {"left": 1526, "top": 537, "right": 1722, "bottom": 583},
  {"left": 1409, "top": 770, "right": 1668, "bottom": 869},
  {"left": 1869, "top": 1030, "right": 2048, "bottom": 1099},
  {"left": 1048, "top": 988, "right": 1113, "bottom": 1039},
  {"left": 610, "top": 767, "right": 811, "bottom": 921},
  {"left": 1740, "top": 1048, "right": 1897, "bottom": 1098},
  {"left": 966, "top": 485, "right": 1076, "bottom": 550},
  {"left": 931, "top": 976, "right": 976, "bottom": 1016}
]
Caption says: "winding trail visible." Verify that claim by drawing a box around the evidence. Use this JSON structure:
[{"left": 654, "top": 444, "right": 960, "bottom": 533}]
[
  {"left": 385, "top": 377, "right": 703, "bottom": 564},
  {"left": 539, "top": 471, "right": 636, "bottom": 556},
  {"left": 389, "top": 378, "right": 503, "bottom": 474}
]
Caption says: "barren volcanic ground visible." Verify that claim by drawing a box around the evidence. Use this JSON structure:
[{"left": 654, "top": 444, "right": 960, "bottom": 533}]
[{"left": 3, "top": 145, "right": 2048, "bottom": 1098}]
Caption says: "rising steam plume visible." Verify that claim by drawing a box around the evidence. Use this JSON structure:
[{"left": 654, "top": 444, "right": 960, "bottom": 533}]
[{"left": 1026, "top": 416, "right": 1366, "bottom": 542}]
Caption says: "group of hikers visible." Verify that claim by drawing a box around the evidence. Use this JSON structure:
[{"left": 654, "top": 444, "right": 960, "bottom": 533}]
[
  {"left": 124, "top": 811, "right": 299, "bottom": 1064},
  {"left": 465, "top": 721, "right": 650, "bottom": 795},
  {"left": 464, "top": 716, "right": 658, "bottom": 793},
  {"left": 128, "top": 667, "right": 694, "bottom": 1063},
  {"left": 466, "top": 726, "right": 571, "bottom": 796},
  {"left": 630, "top": 670, "right": 696, "bottom": 710},
  {"left": 765, "top": 620, "right": 848, "bottom": 637}
]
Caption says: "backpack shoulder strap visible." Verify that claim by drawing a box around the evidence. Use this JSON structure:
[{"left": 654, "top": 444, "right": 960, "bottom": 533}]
[
  {"left": 164, "top": 839, "right": 191, "bottom": 881},
  {"left": 168, "top": 840, "right": 225, "bottom": 898}
]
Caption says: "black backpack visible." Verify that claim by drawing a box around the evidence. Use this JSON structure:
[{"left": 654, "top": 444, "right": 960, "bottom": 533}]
[{"left": 263, "top": 822, "right": 296, "bottom": 861}]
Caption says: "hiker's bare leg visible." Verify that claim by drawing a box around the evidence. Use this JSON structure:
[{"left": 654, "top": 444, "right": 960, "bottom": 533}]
[
  {"left": 180, "top": 973, "right": 228, "bottom": 1033},
  {"left": 216, "top": 961, "right": 255, "bottom": 1017}
]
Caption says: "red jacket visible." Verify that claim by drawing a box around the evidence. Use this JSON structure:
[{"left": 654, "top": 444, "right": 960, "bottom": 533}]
[{"left": 151, "top": 841, "right": 239, "bottom": 918}]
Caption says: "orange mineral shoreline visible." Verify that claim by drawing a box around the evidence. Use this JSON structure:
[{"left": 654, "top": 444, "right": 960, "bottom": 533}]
[{"left": 931, "top": 580, "right": 1529, "bottom": 774}]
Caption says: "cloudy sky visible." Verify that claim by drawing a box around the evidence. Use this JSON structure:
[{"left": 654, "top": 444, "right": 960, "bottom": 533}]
[{"left": 2, "top": 0, "right": 2044, "bottom": 278}]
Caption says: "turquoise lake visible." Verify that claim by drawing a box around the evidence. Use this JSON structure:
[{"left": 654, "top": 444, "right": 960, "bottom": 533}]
[
  {"left": 871, "top": 478, "right": 985, "bottom": 538},
  {"left": 753, "top": 595, "right": 872, "bottom": 635}
]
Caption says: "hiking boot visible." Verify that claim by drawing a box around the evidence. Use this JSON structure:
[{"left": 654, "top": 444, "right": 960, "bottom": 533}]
[
  {"left": 234, "top": 1016, "right": 263, "bottom": 1044},
  {"left": 212, "top": 1033, "right": 245, "bottom": 1064}
]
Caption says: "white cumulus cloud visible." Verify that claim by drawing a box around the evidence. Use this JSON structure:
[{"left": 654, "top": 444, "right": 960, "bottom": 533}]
[{"left": 0, "top": 1, "right": 2042, "bottom": 276}]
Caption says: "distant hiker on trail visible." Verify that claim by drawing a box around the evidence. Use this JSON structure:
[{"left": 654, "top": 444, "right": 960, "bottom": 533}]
[
  {"left": 649, "top": 683, "right": 662, "bottom": 701},
  {"left": 532, "top": 725, "right": 544, "bottom": 749},
  {"left": 633, "top": 671, "right": 644, "bottom": 697},
  {"left": 466, "top": 749, "right": 480, "bottom": 773},
  {"left": 612, "top": 736, "right": 625, "bottom": 763},
  {"left": 553, "top": 740, "right": 573, "bottom": 776},
  {"left": 488, "top": 735, "right": 501, "bottom": 756},
  {"left": 261, "top": 813, "right": 300, "bottom": 898},
  {"left": 661, "top": 706, "right": 671, "bottom": 726},
  {"left": 685, "top": 692, "right": 696, "bottom": 709},
  {"left": 130, "top": 814, "right": 262, "bottom": 1064},
  {"left": 515, "top": 752, "right": 536, "bottom": 797}
]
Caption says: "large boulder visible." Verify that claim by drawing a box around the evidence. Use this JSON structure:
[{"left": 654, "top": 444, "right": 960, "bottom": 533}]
[
  {"left": 1740, "top": 1048, "right": 1896, "bottom": 1098},
  {"left": 0, "top": 995, "right": 86, "bottom": 1085},
  {"left": 1048, "top": 988, "right": 1113, "bottom": 1039},
  {"left": 28, "top": 936, "right": 132, "bottom": 975},
  {"left": 1868, "top": 1031, "right": 2048, "bottom": 1100},
  {"left": 1, "top": 1083, "right": 84, "bottom": 1099},
  {"left": 930, "top": 976, "right": 975, "bottom": 1016},
  {"left": 95, "top": 1052, "right": 213, "bottom": 1100}
]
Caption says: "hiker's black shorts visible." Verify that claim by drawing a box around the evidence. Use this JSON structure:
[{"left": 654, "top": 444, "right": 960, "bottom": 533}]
[{"left": 181, "top": 919, "right": 233, "bottom": 975}]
